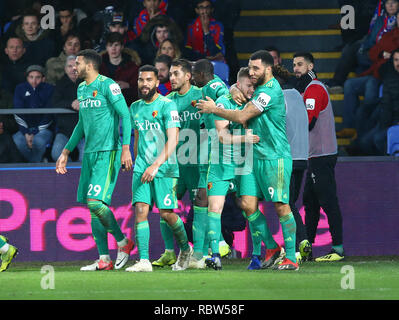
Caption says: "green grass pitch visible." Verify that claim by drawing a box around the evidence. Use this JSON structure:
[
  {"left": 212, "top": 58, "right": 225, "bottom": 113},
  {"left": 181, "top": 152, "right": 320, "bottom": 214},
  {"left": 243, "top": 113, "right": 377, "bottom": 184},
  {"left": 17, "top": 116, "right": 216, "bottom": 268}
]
[{"left": 1, "top": 256, "right": 399, "bottom": 300}]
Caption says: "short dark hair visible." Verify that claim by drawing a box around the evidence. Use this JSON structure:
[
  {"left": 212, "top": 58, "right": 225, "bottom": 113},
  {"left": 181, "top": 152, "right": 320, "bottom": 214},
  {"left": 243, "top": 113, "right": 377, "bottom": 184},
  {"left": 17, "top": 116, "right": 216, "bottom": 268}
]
[
  {"left": 250, "top": 50, "right": 274, "bottom": 67},
  {"left": 171, "top": 59, "right": 193, "bottom": 74},
  {"left": 105, "top": 32, "right": 124, "bottom": 46},
  {"left": 196, "top": 0, "right": 213, "bottom": 8},
  {"left": 57, "top": 4, "right": 74, "bottom": 13},
  {"left": 237, "top": 67, "right": 250, "bottom": 81},
  {"left": 139, "top": 64, "right": 159, "bottom": 78},
  {"left": 22, "top": 9, "right": 40, "bottom": 22},
  {"left": 293, "top": 52, "right": 314, "bottom": 64},
  {"left": 265, "top": 46, "right": 280, "bottom": 57},
  {"left": 64, "top": 31, "right": 80, "bottom": 44},
  {"left": 77, "top": 49, "right": 102, "bottom": 71},
  {"left": 193, "top": 59, "right": 214, "bottom": 76},
  {"left": 154, "top": 54, "right": 172, "bottom": 69}
]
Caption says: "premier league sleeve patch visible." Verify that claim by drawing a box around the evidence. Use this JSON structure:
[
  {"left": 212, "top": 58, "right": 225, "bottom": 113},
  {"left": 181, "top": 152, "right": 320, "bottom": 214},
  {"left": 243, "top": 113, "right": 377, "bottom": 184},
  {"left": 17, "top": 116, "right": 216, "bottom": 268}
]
[
  {"left": 109, "top": 83, "right": 122, "bottom": 96},
  {"left": 252, "top": 92, "right": 271, "bottom": 112}
]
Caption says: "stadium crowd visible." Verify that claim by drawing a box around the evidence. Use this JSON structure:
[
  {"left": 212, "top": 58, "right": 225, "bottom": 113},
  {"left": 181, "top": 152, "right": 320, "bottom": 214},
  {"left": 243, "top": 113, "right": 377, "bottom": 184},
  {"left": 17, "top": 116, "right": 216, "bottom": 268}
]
[
  {"left": 0, "top": 0, "right": 398, "bottom": 163},
  {"left": 0, "top": 0, "right": 240, "bottom": 163},
  {"left": 6, "top": 0, "right": 398, "bottom": 272}
]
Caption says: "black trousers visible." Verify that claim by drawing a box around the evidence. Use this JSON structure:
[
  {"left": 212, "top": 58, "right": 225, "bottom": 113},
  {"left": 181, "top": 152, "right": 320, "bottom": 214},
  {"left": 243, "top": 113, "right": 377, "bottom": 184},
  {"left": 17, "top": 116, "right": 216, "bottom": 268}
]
[
  {"left": 289, "top": 160, "right": 308, "bottom": 251},
  {"left": 303, "top": 154, "right": 343, "bottom": 246}
]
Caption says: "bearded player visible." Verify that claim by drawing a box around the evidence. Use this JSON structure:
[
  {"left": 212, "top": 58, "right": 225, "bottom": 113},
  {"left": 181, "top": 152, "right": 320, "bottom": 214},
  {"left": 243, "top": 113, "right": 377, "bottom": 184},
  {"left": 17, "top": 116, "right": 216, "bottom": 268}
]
[{"left": 56, "top": 49, "right": 135, "bottom": 271}]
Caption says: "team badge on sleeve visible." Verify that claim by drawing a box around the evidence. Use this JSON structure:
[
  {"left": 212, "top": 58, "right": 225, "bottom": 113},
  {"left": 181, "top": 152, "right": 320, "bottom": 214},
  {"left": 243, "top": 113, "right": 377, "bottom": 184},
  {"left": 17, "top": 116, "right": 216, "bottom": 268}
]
[
  {"left": 252, "top": 92, "right": 271, "bottom": 111},
  {"left": 109, "top": 83, "right": 122, "bottom": 96}
]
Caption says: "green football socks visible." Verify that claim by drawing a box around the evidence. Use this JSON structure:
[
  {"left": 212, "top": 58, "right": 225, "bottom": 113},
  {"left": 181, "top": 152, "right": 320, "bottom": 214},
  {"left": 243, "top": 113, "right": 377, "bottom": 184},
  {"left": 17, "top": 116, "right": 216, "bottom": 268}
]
[
  {"left": 135, "top": 220, "right": 150, "bottom": 260},
  {"left": 279, "top": 212, "right": 297, "bottom": 263},
  {"left": 160, "top": 218, "right": 175, "bottom": 251},
  {"left": 247, "top": 209, "right": 277, "bottom": 250},
  {"left": 208, "top": 211, "right": 221, "bottom": 255},
  {"left": 88, "top": 200, "right": 125, "bottom": 243},
  {"left": 169, "top": 217, "right": 190, "bottom": 251},
  {"left": 193, "top": 206, "right": 208, "bottom": 260}
]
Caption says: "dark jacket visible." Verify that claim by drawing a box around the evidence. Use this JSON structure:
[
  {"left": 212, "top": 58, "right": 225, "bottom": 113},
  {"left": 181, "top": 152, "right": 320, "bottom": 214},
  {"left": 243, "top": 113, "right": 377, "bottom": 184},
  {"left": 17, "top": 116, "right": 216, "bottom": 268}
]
[
  {"left": 99, "top": 49, "right": 139, "bottom": 105},
  {"left": 377, "top": 58, "right": 399, "bottom": 128},
  {"left": 52, "top": 74, "right": 79, "bottom": 137},
  {"left": 15, "top": 25, "right": 55, "bottom": 66},
  {"left": 13, "top": 81, "right": 54, "bottom": 135},
  {"left": 1, "top": 53, "right": 32, "bottom": 96}
]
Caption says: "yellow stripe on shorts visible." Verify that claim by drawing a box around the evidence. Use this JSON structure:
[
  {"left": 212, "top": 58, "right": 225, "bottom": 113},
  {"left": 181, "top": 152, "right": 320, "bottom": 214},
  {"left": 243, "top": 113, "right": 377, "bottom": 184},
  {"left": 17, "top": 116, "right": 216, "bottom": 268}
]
[
  {"left": 102, "top": 150, "right": 116, "bottom": 202},
  {"left": 277, "top": 158, "right": 284, "bottom": 201}
]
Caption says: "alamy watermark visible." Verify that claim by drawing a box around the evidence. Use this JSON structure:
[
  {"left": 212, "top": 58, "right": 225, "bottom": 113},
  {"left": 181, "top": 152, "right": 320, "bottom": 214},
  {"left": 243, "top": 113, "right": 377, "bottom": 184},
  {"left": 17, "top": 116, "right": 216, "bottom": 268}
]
[
  {"left": 340, "top": 5, "right": 355, "bottom": 30},
  {"left": 139, "top": 128, "right": 255, "bottom": 176},
  {"left": 40, "top": 265, "right": 55, "bottom": 290},
  {"left": 340, "top": 265, "right": 355, "bottom": 290},
  {"left": 40, "top": 5, "right": 55, "bottom": 30}
]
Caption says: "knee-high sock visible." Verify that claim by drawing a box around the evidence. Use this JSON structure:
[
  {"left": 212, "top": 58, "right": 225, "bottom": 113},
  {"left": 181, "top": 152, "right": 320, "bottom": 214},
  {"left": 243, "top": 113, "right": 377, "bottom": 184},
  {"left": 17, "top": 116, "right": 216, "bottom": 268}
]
[
  {"left": 280, "top": 212, "right": 297, "bottom": 263},
  {"left": 245, "top": 212, "right": 262, "bottom": 256},
  {"left": 135, "top": 221, "right": 150, "bottom": 260},
  {"left": 169, "top": 216, "right": 189, "bottom": 251},
  {"left": 193, "top": 206, "right": 208, "bottom": 259},
  {"left": 247, "top": 209, "right": 277, "bottom": 249},
  {"left": 87, "top": 200, "right": 124, "bottom": 242},
  {"left": 90, "top": 212, "right": 109, "bottom": 256},
  {"left": 160, "top": 218, "right": 175, "bottom": 251},
  {"left": 208, "top": 212, "right": 221, "bottom": 255}
]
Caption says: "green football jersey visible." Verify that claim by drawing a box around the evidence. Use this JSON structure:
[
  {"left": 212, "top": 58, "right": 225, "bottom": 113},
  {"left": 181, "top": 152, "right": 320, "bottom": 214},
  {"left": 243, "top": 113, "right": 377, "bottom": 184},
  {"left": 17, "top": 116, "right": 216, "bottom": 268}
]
[
  {"left": 200, "top": 76, "right": 230, "bottom": 167},
  {"left": 130, "top": 94, "right": 180, "bottom": 177},
  {"left": 201, "top": 75, "right": 229, "bottom": 130},
  {"left": 77, "top": 74, "right": 126, "bottom": 153},
  {"left": 167, "top": 85, "right": 203, "bottom": 167},
  {"left": 248, "top": 77, "right": 292, "bottom": 160},
  {"left": 209, "top": 94, "right": 247, "bottom": 181}
]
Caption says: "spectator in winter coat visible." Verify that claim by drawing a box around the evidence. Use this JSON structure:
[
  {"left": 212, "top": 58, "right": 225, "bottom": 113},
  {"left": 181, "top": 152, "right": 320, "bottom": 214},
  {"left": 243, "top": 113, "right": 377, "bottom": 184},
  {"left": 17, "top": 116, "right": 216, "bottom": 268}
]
[{"left": 12, "top": 65, "right": 54, "bottom": 162}]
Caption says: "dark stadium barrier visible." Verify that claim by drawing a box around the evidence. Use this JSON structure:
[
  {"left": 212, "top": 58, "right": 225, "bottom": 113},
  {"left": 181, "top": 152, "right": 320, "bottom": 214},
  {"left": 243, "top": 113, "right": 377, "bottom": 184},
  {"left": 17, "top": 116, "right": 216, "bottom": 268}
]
[{"left": 0, "top": 157, "right": 398, "bottom": 262}]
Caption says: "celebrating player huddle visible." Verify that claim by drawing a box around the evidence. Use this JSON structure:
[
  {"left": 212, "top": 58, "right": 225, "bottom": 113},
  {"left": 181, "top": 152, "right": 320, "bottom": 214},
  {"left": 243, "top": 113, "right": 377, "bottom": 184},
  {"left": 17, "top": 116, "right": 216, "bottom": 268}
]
[{"left": 54, "top": 48, "right": 298, "bottom": 273}]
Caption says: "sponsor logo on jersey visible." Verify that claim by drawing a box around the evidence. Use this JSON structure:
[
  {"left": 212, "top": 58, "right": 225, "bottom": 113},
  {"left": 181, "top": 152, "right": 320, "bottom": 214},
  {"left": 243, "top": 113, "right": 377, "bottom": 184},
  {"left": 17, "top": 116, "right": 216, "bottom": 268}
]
[
  {"left": 134, "top": 120, "right": 161, "bottom": 130},
  {"left": 109, "top": 83, "right": 122, "bottom": 96},
  {"left": 179, "top": 110, "right": 201, "bottom": 122},
  {"left": 305, "top": 98, "right": 315, "bottom": 110},
  {"left": 80, "top": 98, "right": 101, "bottom": 108}
]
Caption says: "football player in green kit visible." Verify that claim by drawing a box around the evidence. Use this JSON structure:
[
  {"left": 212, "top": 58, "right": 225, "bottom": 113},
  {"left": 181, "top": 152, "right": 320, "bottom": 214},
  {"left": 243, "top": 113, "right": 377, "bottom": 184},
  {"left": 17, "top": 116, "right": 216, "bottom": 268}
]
[
  {"left": 197, "top": 50, "right": 298, "bottom": 270},
  {"left": 151, "top": 59, "right": 206, "bottom": 268},
  {"left": 191, "top": 59, "right": 232, "bottom": 267},
  {"left": 126, "top": 65, "right": 192, "bottom": 272},
  {"left": 56, "top": 49, "right": 135, "bottom": 271},
  {"left": 203, "top": 67, "right": 265, "bottom": 270}
]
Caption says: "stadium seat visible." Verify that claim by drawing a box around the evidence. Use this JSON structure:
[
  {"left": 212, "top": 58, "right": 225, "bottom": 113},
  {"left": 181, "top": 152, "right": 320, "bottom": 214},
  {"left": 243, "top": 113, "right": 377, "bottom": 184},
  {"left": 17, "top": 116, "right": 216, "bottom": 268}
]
[
  {"left": 387, "top": 125, "right": 399, "bottom": 156},
  {"left": 212, "top": 61, "right": 230, "bottom": 86}
]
